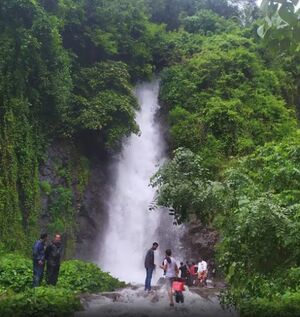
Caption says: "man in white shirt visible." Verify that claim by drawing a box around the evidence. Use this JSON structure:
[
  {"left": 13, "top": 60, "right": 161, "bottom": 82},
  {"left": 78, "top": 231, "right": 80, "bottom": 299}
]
[{"left": 197, "top": 257, "right": 208, "bottom": 287}]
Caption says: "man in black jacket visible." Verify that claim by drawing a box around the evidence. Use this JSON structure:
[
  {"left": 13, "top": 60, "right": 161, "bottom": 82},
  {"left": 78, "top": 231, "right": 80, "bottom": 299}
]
[
  {"left": 45, "top": 234, "right": 64, "bottom": 285},
  {"left": 144, "top": 242, "right": 158, "bottom": 292}
]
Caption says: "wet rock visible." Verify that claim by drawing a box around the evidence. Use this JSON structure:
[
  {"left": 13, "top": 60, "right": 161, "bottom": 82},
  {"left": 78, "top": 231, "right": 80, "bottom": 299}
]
[
  {"left": 156, "top": 277, "right": 166, "bottom": 286},
  {"left": 181, "top": 217, "right": 219, "bottom": 262},
  {"left": 39, "top": 140, "right": 110, "bottom": 259},
  {"left": 101, "top": 292, "right": 122, "bottom": 302},
  {"left": 150, "top": 294, "right": 159, "bottom": 303}
]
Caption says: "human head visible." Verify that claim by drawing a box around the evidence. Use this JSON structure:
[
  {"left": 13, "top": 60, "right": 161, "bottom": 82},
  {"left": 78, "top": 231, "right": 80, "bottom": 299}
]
[
  {"left": 54, "top": 234, "right": 62, "bottom": 244},
  {"left": 152, "top": 242, "right": 159, "bottom": 250},
  {"left": 180, "top": 262, "right": 183, "bottom": 266},
  {"left": 40, "top": 233, "right": 48, "bottom": 242},
  {"left": 165, "top": 249, "right": 172, "bottom": 256},
  {"left": 199, "top": 257, "right": 203, "bottom": 262}
]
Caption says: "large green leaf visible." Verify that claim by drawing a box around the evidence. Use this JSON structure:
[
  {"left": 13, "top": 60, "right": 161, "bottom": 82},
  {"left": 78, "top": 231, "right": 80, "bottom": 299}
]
[{"left": 278, "top": 2, "right": 298, "bottom": 25}]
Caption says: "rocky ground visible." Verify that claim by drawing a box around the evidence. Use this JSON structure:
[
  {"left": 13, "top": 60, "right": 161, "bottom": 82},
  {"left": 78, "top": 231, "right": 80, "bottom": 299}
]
[{"left": 75, "top": 280, "right": 237, "bottom": 317}]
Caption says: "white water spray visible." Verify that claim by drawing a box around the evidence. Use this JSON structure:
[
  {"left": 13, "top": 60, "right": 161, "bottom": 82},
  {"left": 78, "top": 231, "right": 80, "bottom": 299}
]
[{"left": 98, "top": 80, "right": 183, "bottom": 283}]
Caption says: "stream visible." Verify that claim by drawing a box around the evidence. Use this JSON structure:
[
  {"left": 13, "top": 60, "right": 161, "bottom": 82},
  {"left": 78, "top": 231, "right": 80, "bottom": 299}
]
[{"left": 75, "top": 281, "right": 237, "bottom": 317}]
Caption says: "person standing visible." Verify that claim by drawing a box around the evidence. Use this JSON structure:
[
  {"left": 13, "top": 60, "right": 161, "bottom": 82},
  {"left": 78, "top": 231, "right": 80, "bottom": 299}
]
[
  {"left": 189, "top": 261, "right": 197, "bottom": 285},
  {"left": 179, "top": 262, "right": 188, "bottom": 280},
  {"left": 144, "top": 242, "right": 159, "bottom": 292},
  {"left": 185, "top": 261, "right": 192, "bottom": 286},
  {"left": 160, "top": 249, "right": 179, "bottom": 307},
  {"left": 45, "top": 234, "right": 64, "bottom": 286},
  {"left": 197, "top": 257, "right": 208, "bottom": 287},
  {"left": 32, "top": 233, "right": 48, "bottom": 287}
]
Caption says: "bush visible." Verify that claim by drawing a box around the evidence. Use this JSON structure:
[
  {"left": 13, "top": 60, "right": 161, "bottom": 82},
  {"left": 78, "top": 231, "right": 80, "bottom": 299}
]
[
  {"left": 0, "top": 255, "right": 125, "bottom": 294},
  {"left": 57, "top": 260, "right": 125, "bottom": 292},
  {"left": 0, "top": 254, "right": 32, "bottom": 292},
  {"left": 240, "top": 292, "right": 300, "bottom": 317},
  {"left": 0, "top": 287, "right": 82, "bottom": 317}
]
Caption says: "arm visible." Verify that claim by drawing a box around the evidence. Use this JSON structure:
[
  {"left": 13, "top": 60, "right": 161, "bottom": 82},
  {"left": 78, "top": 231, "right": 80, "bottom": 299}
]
[
  {"left": 34, "top": 241, "right": 45, "bottom": 264},
  {"left": 45, "top": 244, "right": 51, "bottom": 261},
  {"left": 160, "top": 259, "right": 167, "bottom": 271},
  {"left": 175, "top": 263, "right": 179, "bottom": 277}
]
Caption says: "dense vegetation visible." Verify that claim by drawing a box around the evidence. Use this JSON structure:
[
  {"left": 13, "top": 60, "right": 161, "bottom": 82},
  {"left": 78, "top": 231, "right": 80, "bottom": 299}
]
[
  {"left": 0, "top": 0, "right": 300, "bottom": 316},
  {"left": 152, "top": 0, "right": 300, "bottom": 315},
  {"left": 0, "top": 252, "right": 124, "bottom": 316}
]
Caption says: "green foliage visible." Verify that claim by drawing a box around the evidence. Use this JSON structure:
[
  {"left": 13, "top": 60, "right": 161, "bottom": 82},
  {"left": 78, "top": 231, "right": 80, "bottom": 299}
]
[
  {"left": 0, "top": 0, "right": 167, "bottom": 254},
  {"left": 0, "top": 254, "right": 32, "bottom": 293},
  {"left": 151, "top": 148, "right": 222, "bottom": 223},
  {"left": 159, "top": 32, "right": 297, "bottom": 164},
  {"left": 145, "top": 0, "right": 196, "bottom": 30},
  {"left": 215, "top": 136, "right": 300, "bottom": 307},
  {"left": 152, "top": 30, "right": 205, "bottom": 68},
  {"left": 65, "top": 62, "right": 139, "bottom": 148},
  {"left": 44, "top": 149, "right": 91, "bottom": 258},
  {"left": 57, "top": 260, "right": 126, "bottom": 293},
  {"left": 0, "top": 287, "right": 82, "bottom": 317},
  {"left": 258, "top": 0, "right": 300, "bottom": 52},
  {"left": 48, "top": 186, "right": 74, "bottom": 235},
  {"left": 61, "top": 0, "right": 157, "bottom": 79},
  {"left": 0, "top": 3, "right": 299, "bottom": 316},
  {"left": 144, "top": 0, "right": 246, "bottom": 30},
  {"left": 240, "top": 291, "right": 300, "bottom": 317},
  {"left": 183, "top": 9, "right": 237, "bottom": 35},
  {"left": 0, "top": 0, "right": 71, "bottom": 251},
  {"left": 0, "top": 253, "right": 124, "bottom": 295},
  {"left": 40, "top": 181, "right": 52, "bottom": 196},
  {"left": 154, "top": 21, "right": 300, "bottom": 313}
]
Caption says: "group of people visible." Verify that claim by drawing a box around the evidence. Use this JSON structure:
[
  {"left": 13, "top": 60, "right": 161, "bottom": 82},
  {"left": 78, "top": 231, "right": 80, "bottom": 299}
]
[
  {"left": 179, "top": 258, "right": 211, "bottom": 287},
  {"left": 144, "top": 242, "right": 179, "bottom": 307},
  {"left": 32, "top": 233, "right": 63, "bottom": 287},
  {"left": 144, "top": 242, "right": 214, "bottom": 306},
  {"left": 145, "top": 242, "right": 214, "bottom": 306}
]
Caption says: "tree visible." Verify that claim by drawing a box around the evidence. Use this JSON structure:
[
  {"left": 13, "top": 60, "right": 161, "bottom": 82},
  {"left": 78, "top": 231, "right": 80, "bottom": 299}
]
[
  {"left": 182, "top": 9, "right": 236, "bottom": 35},
  {"left": 159, "top": 33, "right": 297, "bottom": 163},
  {"left": 151, "top": 148, "right": 221, "bottom": 224},
  {"left": 63, "top": 61, "right": 139, "bottom": 148},
  {"left": 0, "top": 0, "right": 71, "bottom": 249},
  {"left": 258, "top": 0, "right": 300, "bottom": 51}
]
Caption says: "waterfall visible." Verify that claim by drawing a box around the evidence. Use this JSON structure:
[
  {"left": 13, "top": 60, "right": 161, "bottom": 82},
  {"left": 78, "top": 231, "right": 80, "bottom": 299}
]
[{"left": 98, "top": 80, "right": 184, "bottom": 283}]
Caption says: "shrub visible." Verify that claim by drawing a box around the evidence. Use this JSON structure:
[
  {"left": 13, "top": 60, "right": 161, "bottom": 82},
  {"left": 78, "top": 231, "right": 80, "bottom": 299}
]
[
  {"left": 0, "top": 287, "right": 82, "bottom": 317},
  {"left": 0, "top": 254, "right": 32, "bottom": 292},
  {"left": 57, "top": 260, "right": 125, "bottom": 292},
  {"left": 0, "top": 255, "right": 125, "bottom": 295},
  {"left": 240, "top": 291, "right": 300, "bottom": 317}
]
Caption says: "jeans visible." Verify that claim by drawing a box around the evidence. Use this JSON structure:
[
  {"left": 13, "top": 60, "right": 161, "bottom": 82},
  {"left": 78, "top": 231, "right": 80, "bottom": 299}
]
[
  {"left": 145, "top": 267, "right": 154, "bottom": 291},
  {"left": 33, "top": 261, "right": 44, "bottom": 287}
]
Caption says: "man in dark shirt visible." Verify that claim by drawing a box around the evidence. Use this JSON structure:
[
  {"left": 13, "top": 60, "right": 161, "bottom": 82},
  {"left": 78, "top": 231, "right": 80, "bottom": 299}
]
[
  {"left": 144, "top": 242, "right": 158, "bottom": 292},
  {"left": 45, "top": 234, "right": 64, "bottom": 285},
  {"left": 32, "top": 233, "right": 48, "bottom": 287},
  {"left": 179, "top": 262, "right": 188, "bottom": 279}
]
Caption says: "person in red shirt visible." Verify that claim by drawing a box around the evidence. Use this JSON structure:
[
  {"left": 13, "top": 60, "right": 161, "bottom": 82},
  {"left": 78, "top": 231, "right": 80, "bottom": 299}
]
[{"left": 189, "top": 262, "right": 197, "bottom": 286}]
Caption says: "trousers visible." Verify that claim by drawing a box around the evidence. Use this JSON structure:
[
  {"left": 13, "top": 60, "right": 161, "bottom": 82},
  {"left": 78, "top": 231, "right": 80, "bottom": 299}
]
[{"left": 145, "top": 267, "right": 154, "bottom": 291}]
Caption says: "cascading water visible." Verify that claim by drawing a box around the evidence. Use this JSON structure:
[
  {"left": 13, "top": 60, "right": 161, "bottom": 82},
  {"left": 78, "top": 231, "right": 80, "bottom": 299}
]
[
  {"left": 98, "top": 80, "right": 184, "bottom": 283},
  {"left": 78, "top": 80, "right": 237, "bottom": 317}
]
